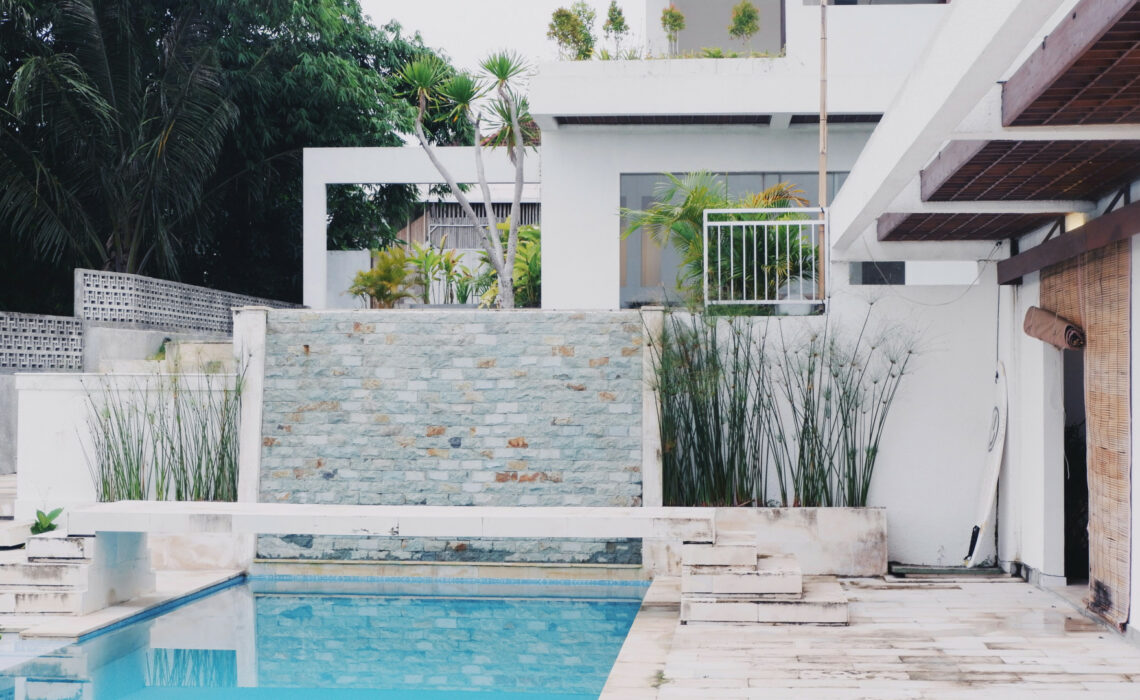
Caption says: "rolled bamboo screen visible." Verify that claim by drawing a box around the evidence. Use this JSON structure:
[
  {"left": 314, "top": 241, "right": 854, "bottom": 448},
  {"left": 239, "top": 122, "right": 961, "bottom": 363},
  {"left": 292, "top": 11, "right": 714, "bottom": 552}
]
[{"left": 1041, "top": 239, "right": 1131, "bottom": 628}]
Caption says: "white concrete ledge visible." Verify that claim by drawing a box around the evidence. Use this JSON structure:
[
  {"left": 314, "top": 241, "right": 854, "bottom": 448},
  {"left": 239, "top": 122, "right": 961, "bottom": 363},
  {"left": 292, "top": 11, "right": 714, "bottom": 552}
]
[{"left": 68, "top": 503, "right": 716, "bottom": 543}]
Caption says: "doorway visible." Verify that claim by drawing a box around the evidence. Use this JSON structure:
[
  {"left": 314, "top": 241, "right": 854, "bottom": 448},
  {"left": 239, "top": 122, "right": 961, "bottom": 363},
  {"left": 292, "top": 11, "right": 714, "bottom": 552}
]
[{"left": 1062, "top": 349, "right": 1088, "bottom": 583}]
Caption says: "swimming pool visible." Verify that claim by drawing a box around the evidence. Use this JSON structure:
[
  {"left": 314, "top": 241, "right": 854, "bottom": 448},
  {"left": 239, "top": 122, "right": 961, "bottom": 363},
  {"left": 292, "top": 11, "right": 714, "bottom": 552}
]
[{"left": 0, "top": 577, "right": 646, "bottom": 698}]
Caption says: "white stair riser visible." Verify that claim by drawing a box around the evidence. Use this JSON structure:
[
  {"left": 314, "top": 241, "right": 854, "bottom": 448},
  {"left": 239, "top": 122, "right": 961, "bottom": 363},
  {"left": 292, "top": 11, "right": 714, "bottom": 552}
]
[
  {"left": 23, "top": 679, "right": 89, "bottom": 700},
  {"left": 681, "top": 544, "right": 756, "bottom": 567},
  {"left": 0, "top": 521, "right": 32, "bottom": 548},
  {"left": 681, "top": 599, "right": 848, "bottom": 625},
  {"left": 0, "top": 563, "right": 87, "bottom": 587},
  {"left": 27, "top": 536, "right": 95, "bottom": 561},
  {"left": 682, "top": 571, "right": 803, "bottom": 595},
  {"left": 0, "top": 590, "right": 86, "bottom": 615}
]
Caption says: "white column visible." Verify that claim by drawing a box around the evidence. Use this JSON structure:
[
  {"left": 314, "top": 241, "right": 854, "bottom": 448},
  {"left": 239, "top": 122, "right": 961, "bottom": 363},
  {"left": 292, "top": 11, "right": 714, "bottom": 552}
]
[
  {"left": 302, "top": 163, "right": 327, "bottom": 309},
  {"left": 233, "top": 307, "right": 268, "bottom": 570}
]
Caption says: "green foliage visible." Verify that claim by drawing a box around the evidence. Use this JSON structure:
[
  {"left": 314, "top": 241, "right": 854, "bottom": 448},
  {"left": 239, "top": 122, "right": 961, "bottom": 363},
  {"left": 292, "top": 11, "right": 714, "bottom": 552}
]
[
  {"left": 622, "top": 171, "right": 812, "bottom": 306},
  {"left": 661, "top": 4, "right": 686, "bottom": 55},
  {"left": 0, "top": 1, "right": 468, "bottom": 311},
  {"left": 729, "top": 0, "right": 761, "bottom": 48},
  {"left": 603, "top": 1, "right": 630, "bottom": 54},
  {"left": 31, "top": 508, "right": 62, "bottom": 535},
  {"left": 86, "top": 371, "right": 242, "bottom": 503},
  {"left": 479, "top": 224, "right": 542, "bottom": 308},
  {"left": 653, "top": 307, "right": 917, "bottom": 508},
  {"left": 548, "top": 4, "right": 596, "bottom": 60},
  {"left": 349, "top": 248, "right": 414, "bottom": 309}
]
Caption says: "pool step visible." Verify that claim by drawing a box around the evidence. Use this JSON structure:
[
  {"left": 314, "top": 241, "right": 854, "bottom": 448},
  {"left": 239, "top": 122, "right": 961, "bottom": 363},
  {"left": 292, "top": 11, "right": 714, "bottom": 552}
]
[
  {"left": 23, "top": 679, "right": 89, "bottom": 700},
  {"left": 26, "top": 534, "right": 95, "bottom": 562},
  {"left": 681, "top": 543, "right": 757, "bottom": 567},
  {"left": 0, "top": 520, "right": 33, "bottom": 549},
  {"left": 0, "top": 561, "right": 87, "bottom": 588},
  {"left": 682, "top": 554, "right": 802, "bottom": 596},
  {"left": 679, "top": 541, "right": 848, "bottom": 626},
  {"left": 0, "top": 587, "right": 87, "bottom": 615},
  {"left": 681, "top": 577, "right": 849, "bottom": 625}
]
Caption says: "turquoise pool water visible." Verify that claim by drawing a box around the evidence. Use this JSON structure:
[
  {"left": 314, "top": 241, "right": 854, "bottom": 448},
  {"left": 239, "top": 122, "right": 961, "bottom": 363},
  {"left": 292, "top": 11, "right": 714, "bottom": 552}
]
[{"left": 0, "top": 577, "right": 645, "bottom": 699}]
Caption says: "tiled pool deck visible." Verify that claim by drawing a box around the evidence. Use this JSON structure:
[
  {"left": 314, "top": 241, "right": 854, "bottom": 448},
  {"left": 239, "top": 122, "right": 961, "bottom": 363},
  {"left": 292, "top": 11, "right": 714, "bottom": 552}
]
[{"left": 604, "top": 576, "right": 1140, "bottom": 699}]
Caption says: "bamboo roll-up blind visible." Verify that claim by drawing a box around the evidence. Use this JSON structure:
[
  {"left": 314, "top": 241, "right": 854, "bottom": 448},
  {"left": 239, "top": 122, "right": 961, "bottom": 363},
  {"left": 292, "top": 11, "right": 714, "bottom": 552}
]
[{"left": 1041, "top": 239, "right": 1131, "bottom": 628}]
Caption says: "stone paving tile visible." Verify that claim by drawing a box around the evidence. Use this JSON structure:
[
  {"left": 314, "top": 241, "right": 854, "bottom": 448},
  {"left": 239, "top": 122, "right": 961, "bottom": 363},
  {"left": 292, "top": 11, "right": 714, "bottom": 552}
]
[{"left": 610, "top": 577, "right": 1140, "bottom": 698}]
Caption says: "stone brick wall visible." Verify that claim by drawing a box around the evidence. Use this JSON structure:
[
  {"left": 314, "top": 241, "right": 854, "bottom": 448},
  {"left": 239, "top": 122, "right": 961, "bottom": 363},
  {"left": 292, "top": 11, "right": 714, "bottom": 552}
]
[{"left": 257, "top": 309, "right": 645, "bottom": 563}]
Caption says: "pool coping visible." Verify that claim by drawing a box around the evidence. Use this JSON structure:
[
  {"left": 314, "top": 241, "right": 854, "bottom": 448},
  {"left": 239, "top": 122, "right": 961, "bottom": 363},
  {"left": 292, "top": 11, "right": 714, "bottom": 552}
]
[{"left": 600, "top": 576, "right": 681, "bottom": 698}]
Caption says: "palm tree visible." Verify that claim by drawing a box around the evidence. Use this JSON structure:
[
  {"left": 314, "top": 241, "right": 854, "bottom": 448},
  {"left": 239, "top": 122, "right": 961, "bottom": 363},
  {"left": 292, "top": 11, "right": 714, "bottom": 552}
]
[
  {"left": 622, "top": 171, "right": 812, "bottom": 306},
  {"left": 0, "top": 0, "right": 236, "bottom": 277},
  {"left": 398, "top": 50, "right": 531, "bottom": 308}
]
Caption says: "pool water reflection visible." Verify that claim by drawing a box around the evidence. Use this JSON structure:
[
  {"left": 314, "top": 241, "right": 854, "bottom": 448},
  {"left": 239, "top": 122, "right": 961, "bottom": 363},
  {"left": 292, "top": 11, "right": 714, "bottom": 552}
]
[{"left": 0, "top": 578, "right": 645, "bottom": 699}]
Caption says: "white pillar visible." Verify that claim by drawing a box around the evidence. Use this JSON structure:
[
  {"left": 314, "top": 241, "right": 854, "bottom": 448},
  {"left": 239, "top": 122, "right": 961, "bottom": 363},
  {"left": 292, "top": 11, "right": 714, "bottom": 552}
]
[{"left": 302, "top": 162, "right": 327, "bottom": 309}]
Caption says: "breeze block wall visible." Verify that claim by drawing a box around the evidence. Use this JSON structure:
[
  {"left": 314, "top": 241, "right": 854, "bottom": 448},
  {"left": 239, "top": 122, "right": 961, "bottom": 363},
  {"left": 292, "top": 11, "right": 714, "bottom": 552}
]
[{"left": 257, "top": 309, "right": 644, "bottom": 563}]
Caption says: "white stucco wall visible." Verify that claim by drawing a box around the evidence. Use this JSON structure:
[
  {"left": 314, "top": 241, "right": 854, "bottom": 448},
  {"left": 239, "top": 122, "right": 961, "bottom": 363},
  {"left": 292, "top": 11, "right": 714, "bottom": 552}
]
[
  {"left": 825, "top": 270, "right": 999, "bottom": 566},
  {"left": 326, "top": 250, "right": 372, "bottom": 310},
  {"left": 541, "top": 125, "right": 874, "bottom": 310}
]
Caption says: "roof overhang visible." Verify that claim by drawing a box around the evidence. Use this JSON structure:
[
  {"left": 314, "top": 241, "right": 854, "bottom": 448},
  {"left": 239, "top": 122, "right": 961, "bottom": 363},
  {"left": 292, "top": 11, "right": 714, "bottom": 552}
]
[{"left": 832, "top": 0, "right": 1140, "bottom": 256}]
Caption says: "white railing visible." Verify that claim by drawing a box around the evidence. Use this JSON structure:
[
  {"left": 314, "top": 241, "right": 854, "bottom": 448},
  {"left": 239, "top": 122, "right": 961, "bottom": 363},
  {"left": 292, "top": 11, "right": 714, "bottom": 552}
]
[{"left": 702, "top": 207, "right": 828, "bottom": 308}]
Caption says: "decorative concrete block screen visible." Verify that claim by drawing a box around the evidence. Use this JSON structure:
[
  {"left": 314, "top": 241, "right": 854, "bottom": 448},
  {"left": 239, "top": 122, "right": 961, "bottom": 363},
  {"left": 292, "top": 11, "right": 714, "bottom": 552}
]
[
  {"left": 0, "top": 311, "right": 84, "bottom": 371},
  {"left": 75, "top": 269, "right": 296, "bottom": 334},
  {"left": 258, "top": 309, "right": 645, "bottom": 564}
]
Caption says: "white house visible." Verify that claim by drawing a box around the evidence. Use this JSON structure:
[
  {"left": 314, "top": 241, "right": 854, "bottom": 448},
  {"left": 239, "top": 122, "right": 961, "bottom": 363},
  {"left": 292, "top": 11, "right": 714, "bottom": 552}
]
[{"left": 297, "top": 0, "right": 1140, "bottom": 634}]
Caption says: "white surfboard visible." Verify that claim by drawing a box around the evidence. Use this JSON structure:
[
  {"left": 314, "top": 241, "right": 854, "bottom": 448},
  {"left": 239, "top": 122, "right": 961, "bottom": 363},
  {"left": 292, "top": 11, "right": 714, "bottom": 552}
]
[{"left": 964, "top": 363, "right": 1008, "bottom": 568}]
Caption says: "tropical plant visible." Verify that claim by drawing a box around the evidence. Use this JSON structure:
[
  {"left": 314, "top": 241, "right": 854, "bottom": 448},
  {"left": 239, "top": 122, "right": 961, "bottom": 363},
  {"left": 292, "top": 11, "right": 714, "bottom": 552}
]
[
  {"left": 0, "top": 1, "right": 467, "bottom": 314},
  {"left": 408, "top": 242, "right": 445, "bottom": 304},
  {"left": 474, "top": 223, "right": 541, "bottom": 308},
  {"left": 349, "top": 248, "right": 414, "bottom": 309},
  {"left": 31, "top": 508, "right": 62, "bottom": 535},
  {"left": 661, "top": 4, "right": 686, "bottom": 56},
  {"left": 729, "top": 1, "right": 761, "bottom": 50},
  {"left": 548, "top": 3, "right": 597, "bottom": 60},
  {"left": 767, "top": 309, "right": 915, "bottom": 507},
  {"left": 651, "top": 305, "right": 917, "bottom": 508},
  {"left": 399, "top": 51, "right": 533, "bottom": 308},
  {"left": 652, "top": 315, "right": 772, "bottom": 506},
  {"left": 0, "top": 0, "right": 236, "bottom": 277},
  {"left": 622, "top": 171, "right": 812, "bottom": 306},
  {"left": 604, "top": 1, "right": 630, "bottom": 55},
  {"left": 85, "top": 371, "right": 242, "bottom": 503}
]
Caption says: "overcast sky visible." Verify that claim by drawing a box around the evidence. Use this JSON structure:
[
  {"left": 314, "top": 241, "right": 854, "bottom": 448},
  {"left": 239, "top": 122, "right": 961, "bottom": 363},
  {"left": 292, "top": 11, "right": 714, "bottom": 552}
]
[{"left": 359, "top": 0, "right": 650, "bottom": 72}]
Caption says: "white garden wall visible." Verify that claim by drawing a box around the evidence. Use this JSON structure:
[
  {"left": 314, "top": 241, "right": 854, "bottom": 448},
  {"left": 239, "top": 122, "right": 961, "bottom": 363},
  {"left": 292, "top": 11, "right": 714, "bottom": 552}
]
[{"left": 14, "top": 373, "right": 236, "bottom": 521}]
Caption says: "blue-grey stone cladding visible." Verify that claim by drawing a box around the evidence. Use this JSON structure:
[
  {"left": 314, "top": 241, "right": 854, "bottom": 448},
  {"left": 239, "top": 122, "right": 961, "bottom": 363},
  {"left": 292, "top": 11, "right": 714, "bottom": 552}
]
[{"left": 257, "top": 309, "right": 644, "bottom": 563}]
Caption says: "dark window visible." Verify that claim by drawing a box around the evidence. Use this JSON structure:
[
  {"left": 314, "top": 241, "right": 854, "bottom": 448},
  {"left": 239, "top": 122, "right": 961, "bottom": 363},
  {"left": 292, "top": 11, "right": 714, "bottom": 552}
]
[{"left": 849, "top": 261, "right": 906, "bottom": 285}]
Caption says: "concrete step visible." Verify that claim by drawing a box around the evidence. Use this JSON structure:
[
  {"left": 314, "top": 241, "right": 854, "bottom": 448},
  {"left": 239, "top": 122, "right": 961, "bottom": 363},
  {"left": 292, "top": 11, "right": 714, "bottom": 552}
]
[
  {"left": 682, "top": 555, "right": 803, "bottom": 596},
  {"left": 166, "top": 341, "right": 234, "bottom": 373},
  {"left": 681, "top": 577, "right": 848, "bottom": 625},
  {"left": 27, "top": 535, "right": 95, "bottom": 561},
  {"left": 681, "top": 543, "right": 757, "bottom": 567},
  {"left": 0, "top": 520, "right": 33, "bottom": 548},
  {"left": 0, "top": 588, "right": 86, "bottom": 615},
  {"left": 24, "top": 679, "right": 89, "bottom": 700},
  {"left": 0, "top": 561, "right": 87, "bottom": 587}
]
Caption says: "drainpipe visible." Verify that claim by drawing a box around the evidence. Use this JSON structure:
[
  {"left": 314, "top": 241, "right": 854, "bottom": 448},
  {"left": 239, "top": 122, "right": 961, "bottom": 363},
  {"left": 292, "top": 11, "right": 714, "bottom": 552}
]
[{"left": 818, "top": 0, "right": 829, "bottom": 303}]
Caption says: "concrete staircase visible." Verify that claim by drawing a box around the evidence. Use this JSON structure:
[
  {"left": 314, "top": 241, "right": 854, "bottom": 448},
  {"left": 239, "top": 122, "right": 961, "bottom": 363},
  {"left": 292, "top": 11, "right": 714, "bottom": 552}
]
[
  {"left": 0, "top": 534, "right": 95, "bottom": 615},
  {"left": 679, "top": 541, "right": 848, "bottom": 625}
]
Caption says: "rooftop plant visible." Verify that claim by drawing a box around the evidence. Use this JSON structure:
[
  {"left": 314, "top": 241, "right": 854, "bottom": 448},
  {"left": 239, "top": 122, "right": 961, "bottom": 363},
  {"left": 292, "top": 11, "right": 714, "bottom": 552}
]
[
  {"left": 349, "top": 247, "right": 414, "bottom": 309},
  {"left": 603, "top": 1, "right": 630, "bottom": 56},
  {"left": 661, "top": 4, "right": 686, "bottom": 57},
  {"left": 729, "top": 1, "right": 761, "bottom": 51},
  {"left": 548, "top": 3, "right": 597, "bottom": 60}
]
